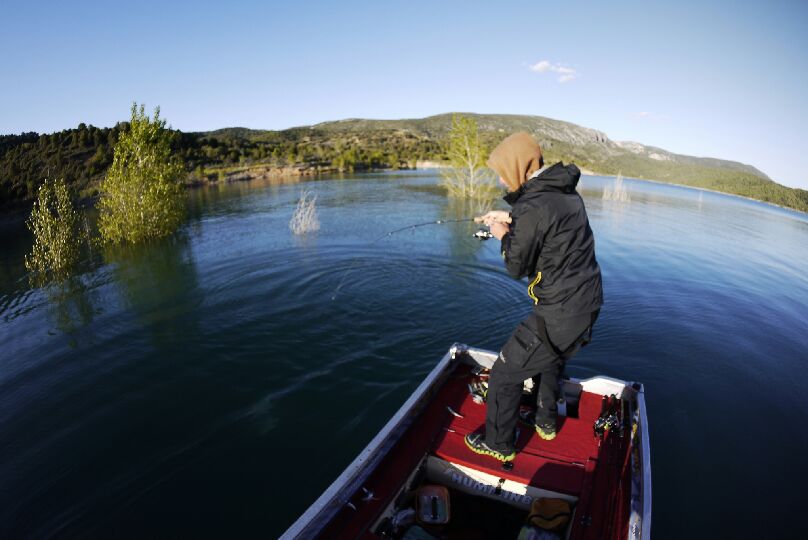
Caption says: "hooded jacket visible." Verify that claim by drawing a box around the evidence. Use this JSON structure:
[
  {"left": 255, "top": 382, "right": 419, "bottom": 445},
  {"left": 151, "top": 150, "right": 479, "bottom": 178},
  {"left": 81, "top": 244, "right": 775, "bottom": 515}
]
[{"left": 500, "top": 162, "right": 603, "bottom": 317}]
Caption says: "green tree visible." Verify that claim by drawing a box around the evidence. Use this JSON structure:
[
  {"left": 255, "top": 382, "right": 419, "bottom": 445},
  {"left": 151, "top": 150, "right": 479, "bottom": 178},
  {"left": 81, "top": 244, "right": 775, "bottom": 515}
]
[
  {"left": 388, "top": 151, "right": 400, "bottom": 170},
  {"left": 24, "top": 177, "right": 87, "bottom": 285},
  {"left": 440, "top": 114, "right": 496, "bottom": 199},
  {"left": 333, "top": 148, "right": 358, "bottom": 172},
  {"left": 97, "top": 103, "right": 185, "bottom": 243}
]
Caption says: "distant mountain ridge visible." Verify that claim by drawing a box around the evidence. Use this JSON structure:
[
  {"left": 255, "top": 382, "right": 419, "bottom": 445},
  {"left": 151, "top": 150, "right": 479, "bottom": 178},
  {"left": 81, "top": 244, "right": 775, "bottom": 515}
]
[
  {"left": 303, "top": 112, "right": 768, "bottom": 179},
  {"left": 261, "top": 112, "right": 805, "bottom": 209}
]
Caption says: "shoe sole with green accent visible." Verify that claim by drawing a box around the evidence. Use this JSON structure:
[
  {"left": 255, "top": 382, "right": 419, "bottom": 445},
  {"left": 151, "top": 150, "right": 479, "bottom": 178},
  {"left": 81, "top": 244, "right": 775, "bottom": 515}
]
[
  {"left": 464, "top": 434, "right": 516, "bottom": 462},
  {"left": 536, "top": 426, "right": 557, "bottom": 440}
]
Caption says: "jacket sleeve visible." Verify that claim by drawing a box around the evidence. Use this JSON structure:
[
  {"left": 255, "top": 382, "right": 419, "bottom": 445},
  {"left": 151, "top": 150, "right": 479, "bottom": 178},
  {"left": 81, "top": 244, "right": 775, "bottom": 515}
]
[{"left": 500, "top": 204, "right": 542, "bottom": 280}]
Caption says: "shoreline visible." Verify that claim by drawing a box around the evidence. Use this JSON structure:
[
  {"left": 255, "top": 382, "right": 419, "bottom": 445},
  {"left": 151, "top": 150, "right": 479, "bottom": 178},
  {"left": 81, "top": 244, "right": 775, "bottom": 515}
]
[
  {"left": 584, "top": 171, "right": 808, "bottom": 216},
  {"left": 2, "top": 164, "right": 805, "bottom": 221}
]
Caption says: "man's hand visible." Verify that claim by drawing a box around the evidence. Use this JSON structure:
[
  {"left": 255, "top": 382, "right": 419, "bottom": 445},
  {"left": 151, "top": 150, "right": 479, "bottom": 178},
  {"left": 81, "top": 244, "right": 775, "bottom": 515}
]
[
  {"left": 490, "top": 221, "right": 510, "bottom": 240},
  {"left": 475, "top": 210, "right": 511, "bottom": 226}
]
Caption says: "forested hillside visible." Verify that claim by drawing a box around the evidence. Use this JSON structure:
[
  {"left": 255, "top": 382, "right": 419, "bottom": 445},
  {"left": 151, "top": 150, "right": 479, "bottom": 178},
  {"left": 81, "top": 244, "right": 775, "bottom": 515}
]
[{"left": 2, "top": 113, "right": 806, "bottom": 212}]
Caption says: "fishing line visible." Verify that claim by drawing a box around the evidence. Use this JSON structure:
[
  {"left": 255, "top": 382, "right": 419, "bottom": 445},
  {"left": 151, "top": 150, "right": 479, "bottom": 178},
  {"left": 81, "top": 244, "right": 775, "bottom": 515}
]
[{"left": 331, "top": 217, "right": 482, "bottom": 300}]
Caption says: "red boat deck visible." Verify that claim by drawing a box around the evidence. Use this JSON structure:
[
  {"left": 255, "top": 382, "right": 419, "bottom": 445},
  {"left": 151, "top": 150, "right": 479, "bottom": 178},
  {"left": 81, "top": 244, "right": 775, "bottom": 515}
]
[
  {"left": 318, "top": 362, "right": 632, "bottom": 539},
  {"left": 430, "top": 368, "right": 604, "bottom": 496}
]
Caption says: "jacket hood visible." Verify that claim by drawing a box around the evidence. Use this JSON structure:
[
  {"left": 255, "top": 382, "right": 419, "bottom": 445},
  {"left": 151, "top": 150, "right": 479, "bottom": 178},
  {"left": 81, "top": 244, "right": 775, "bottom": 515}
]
[
  {"left": 503, "top": 162, "right": 581, "bottom": 205},
  {"left": 487, "top": 132, "right": 543, "bottom": 192}
]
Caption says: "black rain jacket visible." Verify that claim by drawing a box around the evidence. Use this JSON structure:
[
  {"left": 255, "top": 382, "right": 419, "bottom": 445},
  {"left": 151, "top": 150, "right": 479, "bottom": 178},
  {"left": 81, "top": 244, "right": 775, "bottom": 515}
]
[{"left": 500, "top": 162, "right": 603, "bottom": 318}]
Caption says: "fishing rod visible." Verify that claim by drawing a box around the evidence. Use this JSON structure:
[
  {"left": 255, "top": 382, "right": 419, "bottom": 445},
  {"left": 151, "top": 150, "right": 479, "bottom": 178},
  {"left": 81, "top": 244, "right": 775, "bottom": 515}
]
[
  {"left": 331, "top": 216, "right": 495, "bottom": 300},
  {"left": 379, "top": 217, "right": 477, "bottom": 240}
]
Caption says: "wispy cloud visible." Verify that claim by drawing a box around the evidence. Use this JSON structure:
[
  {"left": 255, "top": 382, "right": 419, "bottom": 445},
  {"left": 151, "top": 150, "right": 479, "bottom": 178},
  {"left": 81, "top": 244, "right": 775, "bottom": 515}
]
[
  {"left": 633, "top": 111, "right": 670, "bottom": 121},
  {"left": 529, "top": 60, "right": 577, "bottom": 83}
]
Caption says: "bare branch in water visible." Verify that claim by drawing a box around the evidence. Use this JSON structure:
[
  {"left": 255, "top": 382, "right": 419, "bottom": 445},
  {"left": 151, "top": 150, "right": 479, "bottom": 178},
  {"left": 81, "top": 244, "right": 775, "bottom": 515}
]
[{"left": 289, "top": 190, "right": 320, "bottom": 235}]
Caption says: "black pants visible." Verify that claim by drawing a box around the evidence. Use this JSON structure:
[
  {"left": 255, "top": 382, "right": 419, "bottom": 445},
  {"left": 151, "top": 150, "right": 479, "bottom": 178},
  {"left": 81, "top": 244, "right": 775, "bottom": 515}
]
[{"left": 485, "top": 310, "right": 598, "bottom": 453}]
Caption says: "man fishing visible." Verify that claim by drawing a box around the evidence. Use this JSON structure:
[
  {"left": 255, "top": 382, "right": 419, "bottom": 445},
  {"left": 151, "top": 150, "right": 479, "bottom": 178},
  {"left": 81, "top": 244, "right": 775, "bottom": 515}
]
[{"left": 465, "top": 132, "right": 603, "bottom": 462}]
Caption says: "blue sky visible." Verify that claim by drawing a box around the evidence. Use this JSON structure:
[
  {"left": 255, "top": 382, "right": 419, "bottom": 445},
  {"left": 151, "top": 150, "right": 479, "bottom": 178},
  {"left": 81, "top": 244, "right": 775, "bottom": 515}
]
[{"left": 2, "top": 0, "right": 807, "bottom": 188}]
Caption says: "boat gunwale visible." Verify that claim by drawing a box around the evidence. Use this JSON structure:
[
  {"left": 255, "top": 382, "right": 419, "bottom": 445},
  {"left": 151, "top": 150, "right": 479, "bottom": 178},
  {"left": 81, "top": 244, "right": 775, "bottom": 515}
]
[{"left": 636, "top": 383, "right": 652, "bottom": 539}]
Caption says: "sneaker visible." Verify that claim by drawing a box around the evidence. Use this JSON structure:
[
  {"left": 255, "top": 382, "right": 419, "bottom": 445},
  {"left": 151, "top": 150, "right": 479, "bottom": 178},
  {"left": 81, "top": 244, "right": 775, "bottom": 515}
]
[
  {"left": 464, "top": 432, "right": 516, "bottom": 462},
  {"left": 519, "top": 409, "right": 557, "bottom": 440},
  {"left": 535, "top": 422, "right": 557, "bottom": 441}
]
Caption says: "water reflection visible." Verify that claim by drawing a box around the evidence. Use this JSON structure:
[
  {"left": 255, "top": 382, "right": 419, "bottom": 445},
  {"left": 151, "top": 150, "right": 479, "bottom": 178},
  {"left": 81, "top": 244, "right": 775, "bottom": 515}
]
[
  {"left": 185, "top": 175, "right": 310, "bottom": 222},
  {"left": 0, "top": 217, "right": 31, "bottom": 301},
  {"left": 44, "top": 276, "right": 99, "bottom": 346},
  {"left": 441, "top": 197, "right": 497, "bottom": 261},
  {"left": 103, "top": 235, "right": 200, "bottom": 347}
]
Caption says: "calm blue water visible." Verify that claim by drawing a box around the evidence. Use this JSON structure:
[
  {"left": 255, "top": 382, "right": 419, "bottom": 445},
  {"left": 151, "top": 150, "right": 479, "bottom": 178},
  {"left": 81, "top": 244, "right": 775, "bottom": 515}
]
[{"left": 1, "top": 171, "right": 807, "bottom": 538}]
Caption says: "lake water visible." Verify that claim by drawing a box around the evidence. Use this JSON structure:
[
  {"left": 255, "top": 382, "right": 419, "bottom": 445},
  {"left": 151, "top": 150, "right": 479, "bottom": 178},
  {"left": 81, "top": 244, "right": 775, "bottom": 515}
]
[{"left": 1, "top": 170, "right": 807, "bottom": 538}]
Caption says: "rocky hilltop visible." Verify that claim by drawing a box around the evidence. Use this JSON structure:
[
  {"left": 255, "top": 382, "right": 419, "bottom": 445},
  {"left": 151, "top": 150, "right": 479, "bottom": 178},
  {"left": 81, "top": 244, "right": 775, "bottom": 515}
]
[{"left": 308, "top": 112, "right": 768, "bottom": 179}]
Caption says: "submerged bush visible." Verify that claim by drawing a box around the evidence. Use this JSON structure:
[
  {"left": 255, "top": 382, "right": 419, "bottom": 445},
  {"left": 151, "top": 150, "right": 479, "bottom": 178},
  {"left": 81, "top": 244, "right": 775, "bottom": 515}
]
[
  {"left": 441, "top": 114, "right": 498, "bottom": 201},
  {"left": 25, "top": 177, "right": 87, "bottom": 285},
  {"left": 602, "top": 173, "right": 631, "bottom": 202},
  {"left": 289, "top": 190, "right": 320, "bottom": 235},
  {"left": 97, "top": 103, "right": 185, "bottom": 244}
]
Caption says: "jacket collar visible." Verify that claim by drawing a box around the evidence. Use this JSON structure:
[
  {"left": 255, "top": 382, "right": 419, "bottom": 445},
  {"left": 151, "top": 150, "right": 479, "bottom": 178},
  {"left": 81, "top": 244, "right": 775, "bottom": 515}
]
[{"left": 502, "top": 162, "right": 580, "bottom": 205}]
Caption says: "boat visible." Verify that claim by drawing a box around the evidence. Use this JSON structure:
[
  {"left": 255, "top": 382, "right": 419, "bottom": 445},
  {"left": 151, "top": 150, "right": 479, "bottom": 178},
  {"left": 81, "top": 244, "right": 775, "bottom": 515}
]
[{"left": 281, "top": 344, "right": 651, "bottom": 539}]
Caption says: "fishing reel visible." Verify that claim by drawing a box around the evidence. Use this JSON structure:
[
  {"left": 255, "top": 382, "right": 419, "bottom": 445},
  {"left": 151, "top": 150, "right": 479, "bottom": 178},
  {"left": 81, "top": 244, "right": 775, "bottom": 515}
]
[
  {"left": 473, "top": 229, "right": 494, "bottom": 240},
  {"left": 594, "top": 394, "right": 622, "bottom": 439}
]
